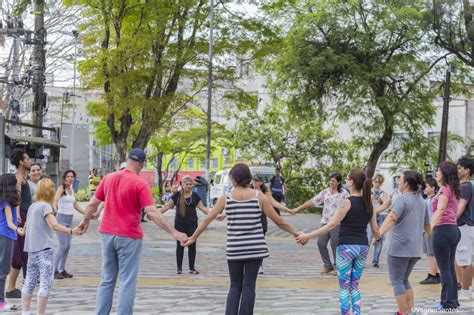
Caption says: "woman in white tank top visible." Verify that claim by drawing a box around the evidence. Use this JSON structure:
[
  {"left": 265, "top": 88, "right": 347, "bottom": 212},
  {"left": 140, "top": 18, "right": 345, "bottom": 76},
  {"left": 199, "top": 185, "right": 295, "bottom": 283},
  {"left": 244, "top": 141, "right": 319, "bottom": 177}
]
[{"left": 53, "top": 170, "right": 86, "bottom": 279}]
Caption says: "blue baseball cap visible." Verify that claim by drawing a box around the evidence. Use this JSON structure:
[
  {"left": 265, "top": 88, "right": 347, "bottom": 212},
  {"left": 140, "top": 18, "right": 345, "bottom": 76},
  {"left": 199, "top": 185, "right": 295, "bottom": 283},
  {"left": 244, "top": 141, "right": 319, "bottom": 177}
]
[{"left": 128, "top": 148, "right": 146, "bottom": 163}]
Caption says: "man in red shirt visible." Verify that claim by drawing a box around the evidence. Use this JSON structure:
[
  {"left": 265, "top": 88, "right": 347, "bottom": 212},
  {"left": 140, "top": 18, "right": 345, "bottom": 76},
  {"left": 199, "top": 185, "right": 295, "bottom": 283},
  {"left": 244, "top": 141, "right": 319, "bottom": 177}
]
[{"left": 79, "top": 148, "right": 187, "bottom": 315}]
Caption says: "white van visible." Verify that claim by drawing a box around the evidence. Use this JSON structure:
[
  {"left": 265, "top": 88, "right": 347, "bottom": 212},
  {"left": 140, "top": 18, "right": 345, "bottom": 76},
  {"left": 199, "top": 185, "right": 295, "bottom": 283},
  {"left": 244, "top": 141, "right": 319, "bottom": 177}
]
[{"left": 210, "top": 166, "right": 275, "bottom": 206}]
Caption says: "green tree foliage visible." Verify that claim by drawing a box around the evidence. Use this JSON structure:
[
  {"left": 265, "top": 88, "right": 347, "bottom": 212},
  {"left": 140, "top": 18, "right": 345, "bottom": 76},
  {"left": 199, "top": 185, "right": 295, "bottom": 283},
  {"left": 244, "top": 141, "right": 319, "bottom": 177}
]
[
  {"left": 61, "top": 0, "right": 255, "bottom": 162},
  {"left": 232, "top": 101, "right": 363, "bottom": 206},
  {"left": 262, "top": 0, "right": 449, "bottom": 178}
]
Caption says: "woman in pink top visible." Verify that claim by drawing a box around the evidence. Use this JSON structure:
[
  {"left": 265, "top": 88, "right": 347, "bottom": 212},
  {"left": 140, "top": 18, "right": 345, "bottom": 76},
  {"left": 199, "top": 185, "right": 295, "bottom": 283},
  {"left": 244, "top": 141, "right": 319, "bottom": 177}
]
[{"left": 431, "top": 161, "right": 461, "bottom": 311}]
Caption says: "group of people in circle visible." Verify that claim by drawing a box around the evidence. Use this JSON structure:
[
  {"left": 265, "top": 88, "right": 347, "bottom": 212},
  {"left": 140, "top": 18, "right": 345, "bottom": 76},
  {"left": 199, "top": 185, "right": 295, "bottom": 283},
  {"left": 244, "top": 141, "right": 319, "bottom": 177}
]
[{"left": 1, "top": 145, "right": 473, "bottom": 315}]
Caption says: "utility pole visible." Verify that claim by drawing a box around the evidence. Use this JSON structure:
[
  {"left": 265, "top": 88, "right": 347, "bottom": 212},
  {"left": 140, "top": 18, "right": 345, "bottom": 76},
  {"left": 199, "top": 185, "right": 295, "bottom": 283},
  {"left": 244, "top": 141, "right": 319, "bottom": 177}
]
[
  {"left": 31, "top": 1, "right": 46, "bottom": 137},
  {"left": 0, "top": 15, "right": 31, "bottom": 134},
  {"left": 205, "top": 0, "right": 214, "bottom": 184},
  {"left": 438, "top": 65, "right": 456, "bottom": 164},
  {"left": 69, "top": 33, "right": 78, "bottom": 169}
]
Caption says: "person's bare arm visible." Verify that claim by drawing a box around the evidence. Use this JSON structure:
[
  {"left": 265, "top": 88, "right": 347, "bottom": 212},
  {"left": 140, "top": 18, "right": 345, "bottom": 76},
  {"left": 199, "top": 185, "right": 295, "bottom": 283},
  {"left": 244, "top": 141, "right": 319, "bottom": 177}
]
[
  {"left": 183, "top": 195, "right": 226, "bottom": 246},
  {"left": 374, "top": 195, "right": 391, "bottom": 214},
  {"left": 378, "top": 211, "right": 397, "bottom": 238},
  {"left": 196, "top": 201, "right": 210, "bottom": 215},
  {"left": 292, "top": 198, "right": 316, "bottom": 214},
  {"left": 296, "top": 199, "right": 351, "bottom": 243},
  {"left": 45, "top": 213, "right": 82, "bottom": 235},
  {"left": 53, "top": 186, "right": 64, "bottom": 214},
  {"left": 431, "top": 194, "right": 448, "bottom": 228},
  {"left": 159, "top": 199, "right": 175, "bottom": 213},
  {"left": 4, "top": 205, "right": 19, "bottom": 232},
  {"left": 265, "top": 192, "right": 293, "bottom": 214},
  {"left": 261, "top": 193, "right": 300, "bottom": 236},
  {"left": 73, "top": 201, "right": 86, "bottom": 215},
  {"left": 456, "top": 198, "right": 468, "bottom": 219},
  {"left": 145, "top": 205, "right": 188, "bottom": 244},
  {"left": 369, "top": 211, "right": 381, "bottom": 240},
  {"left": 77, "top": 196, "right": 102, "bottom": 233}
]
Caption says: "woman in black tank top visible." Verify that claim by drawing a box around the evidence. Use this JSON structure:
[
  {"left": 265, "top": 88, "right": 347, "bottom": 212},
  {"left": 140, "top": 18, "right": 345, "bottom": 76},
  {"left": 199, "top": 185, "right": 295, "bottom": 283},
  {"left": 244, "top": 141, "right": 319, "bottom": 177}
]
[{"left": 297, "top": 169, "right": 380, "bottom": 315}]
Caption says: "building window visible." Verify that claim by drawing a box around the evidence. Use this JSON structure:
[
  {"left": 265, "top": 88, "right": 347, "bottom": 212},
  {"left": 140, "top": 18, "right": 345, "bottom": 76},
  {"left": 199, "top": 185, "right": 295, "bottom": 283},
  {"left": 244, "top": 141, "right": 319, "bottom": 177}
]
[
  {"left": 211, "top": 158, "right": 219, "bottom": 169},
  {"left": 169, "top": 157, "right": 178, "bottom": 169},
  {"left": 187, "top": 158, "right": 194, "bottom": 169},
  {"left": 199, "top": 159, "right": 206, "bottom": 169}
]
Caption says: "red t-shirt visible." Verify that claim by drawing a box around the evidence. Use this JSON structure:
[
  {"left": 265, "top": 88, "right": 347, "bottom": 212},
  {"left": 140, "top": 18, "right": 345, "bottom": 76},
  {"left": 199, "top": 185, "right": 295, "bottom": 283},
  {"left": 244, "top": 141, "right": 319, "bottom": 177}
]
[{"left": 95, "top": 169, "right": 155, "bottom": 239}]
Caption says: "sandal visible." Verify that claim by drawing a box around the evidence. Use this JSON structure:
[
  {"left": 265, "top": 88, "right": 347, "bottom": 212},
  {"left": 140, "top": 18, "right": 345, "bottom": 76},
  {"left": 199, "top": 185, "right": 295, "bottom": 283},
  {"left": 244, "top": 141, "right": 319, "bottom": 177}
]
[
  {"left": 189, "top": 269, "right": 200, "bottom": 274},
  {"left": 176, "top": 270, "right": 182, "bottom": 274}
]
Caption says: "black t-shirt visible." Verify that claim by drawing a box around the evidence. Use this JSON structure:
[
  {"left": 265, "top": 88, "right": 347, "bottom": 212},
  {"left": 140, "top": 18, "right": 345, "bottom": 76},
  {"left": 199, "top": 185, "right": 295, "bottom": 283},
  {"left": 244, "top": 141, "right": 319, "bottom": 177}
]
[
  {"left": 457, "top": 182, "right": 473, "bottom": 226},
  {"left": 171, "top": 191, "right": 201, "bottom": 222},
  {"left": 338, "top": 196, "right": 372, "bottom": 246},
  {"left": 20, "top": 180, "right": 32, "bottom": 214}
]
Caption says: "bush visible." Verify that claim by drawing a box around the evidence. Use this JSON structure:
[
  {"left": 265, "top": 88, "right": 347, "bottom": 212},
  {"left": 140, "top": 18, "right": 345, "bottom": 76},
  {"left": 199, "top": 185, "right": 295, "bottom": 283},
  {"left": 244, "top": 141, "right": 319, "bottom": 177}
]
[{"left": 75, "top": 187, "right": 90, "bottom": 202}]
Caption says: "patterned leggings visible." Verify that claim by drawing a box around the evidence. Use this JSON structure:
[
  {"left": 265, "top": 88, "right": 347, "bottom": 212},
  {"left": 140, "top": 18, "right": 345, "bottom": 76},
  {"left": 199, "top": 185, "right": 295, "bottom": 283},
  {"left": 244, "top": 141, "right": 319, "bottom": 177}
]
[
  {"left": 22, "top": 248, "right": 55, "bottom": 298},
  {"left": 336, "top": 245, "right": 369, "bottom": 315}
]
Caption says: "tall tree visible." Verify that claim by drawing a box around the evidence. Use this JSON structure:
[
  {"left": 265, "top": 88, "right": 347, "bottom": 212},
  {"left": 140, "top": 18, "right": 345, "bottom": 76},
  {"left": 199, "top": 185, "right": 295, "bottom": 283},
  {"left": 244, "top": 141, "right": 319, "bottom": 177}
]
[
  {"left": 232, "top": 100, "right": 363, "bottom": 205},
  {"left": 64, "top": 0, "right": 254, "bottom": 162},
  {"left": 263, "top": 0, "right": 448, "bottom": 177}
]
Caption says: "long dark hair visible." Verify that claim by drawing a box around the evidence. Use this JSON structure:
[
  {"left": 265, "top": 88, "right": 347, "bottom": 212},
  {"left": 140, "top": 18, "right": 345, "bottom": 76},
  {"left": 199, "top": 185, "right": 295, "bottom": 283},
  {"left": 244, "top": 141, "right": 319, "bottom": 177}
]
[
  {"left": 402, "top": 171, "right": 425, "bottom": 193},
  {"left": 425, "top": 177, "right": 439, "bottom": 193},
  {"left": 0, "top": 174, "right": 20, "bottom": 207},
  {"left": 62, "top": 169, "right": 76, "bottom": 195},
  {"left": 177, "top": 176, "right": 193, "bottom": 218},
  {"left": 348, "top": 169, "right": 373, "bottom": 216},
  {"left": 329, "top": 172, "right": 343, "bottom": 192},
  {"left": 439, "top": 161, "right": 460, "bottom": 198},
  {"left": 229, "top": 163, "right": 252, "bottom": 188}
]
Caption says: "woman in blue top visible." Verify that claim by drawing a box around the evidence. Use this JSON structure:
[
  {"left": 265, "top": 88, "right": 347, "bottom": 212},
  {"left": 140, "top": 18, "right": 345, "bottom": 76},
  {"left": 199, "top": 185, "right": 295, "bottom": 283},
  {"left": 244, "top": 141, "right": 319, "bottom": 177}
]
[{"left": 0, "top": 174, "right": 24, "bottom": 311}]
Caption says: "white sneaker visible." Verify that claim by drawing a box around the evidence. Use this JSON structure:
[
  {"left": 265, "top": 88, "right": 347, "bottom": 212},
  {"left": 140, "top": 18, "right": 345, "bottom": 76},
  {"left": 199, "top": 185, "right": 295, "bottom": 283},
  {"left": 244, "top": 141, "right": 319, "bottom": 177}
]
[{"left": 459, "top": 289, "right": 472, "bottom": 301}]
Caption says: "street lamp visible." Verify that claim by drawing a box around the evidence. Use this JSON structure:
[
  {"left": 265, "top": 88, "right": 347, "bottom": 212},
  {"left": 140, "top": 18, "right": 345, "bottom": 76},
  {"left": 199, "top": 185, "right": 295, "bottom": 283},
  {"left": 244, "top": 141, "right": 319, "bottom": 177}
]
[
  {"left": 69, "top": 30, "right": 79, "bottom": 170},
  {"left": 205, "top": 0, "right": 214, "bottom": 205},
  {"left": 438, "top": 65, "right": 457, "bottom": 164}
]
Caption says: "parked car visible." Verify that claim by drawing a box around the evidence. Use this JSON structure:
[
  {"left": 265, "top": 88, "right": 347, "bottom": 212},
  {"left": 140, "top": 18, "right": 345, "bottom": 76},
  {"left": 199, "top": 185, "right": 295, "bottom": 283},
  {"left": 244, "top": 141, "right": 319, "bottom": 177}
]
[{"left": 209, "top": 166, "right": 276, "bottom": 206}]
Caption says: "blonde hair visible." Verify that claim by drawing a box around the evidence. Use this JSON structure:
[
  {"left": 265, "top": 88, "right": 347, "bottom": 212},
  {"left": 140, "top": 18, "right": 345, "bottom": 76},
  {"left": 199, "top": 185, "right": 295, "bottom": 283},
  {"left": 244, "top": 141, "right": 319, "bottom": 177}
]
[
  {"left": 35, "top": 178, "right": 56, "bottom": 205},
  {"left": 373, "top": 173, "right": 385, "bottom": 183}
]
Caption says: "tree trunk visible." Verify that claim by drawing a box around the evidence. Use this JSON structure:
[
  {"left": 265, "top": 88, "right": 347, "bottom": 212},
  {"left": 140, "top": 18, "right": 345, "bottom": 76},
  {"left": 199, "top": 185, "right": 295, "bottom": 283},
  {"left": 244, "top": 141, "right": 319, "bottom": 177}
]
[
  {"left": 157, "top": 152, "right": 163, "bottom": 203},
  {"left": 366, "top": 124, "right": 394, "bottom": 178}
]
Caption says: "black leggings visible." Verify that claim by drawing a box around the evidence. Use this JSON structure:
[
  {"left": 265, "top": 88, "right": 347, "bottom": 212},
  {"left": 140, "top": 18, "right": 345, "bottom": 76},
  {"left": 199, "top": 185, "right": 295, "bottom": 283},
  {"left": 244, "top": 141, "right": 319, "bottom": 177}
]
[
  {"left": 432, "top": 224, "right": 461, "bottom": 309},
  {"left": 226, "top": 259, "right": 262, "bottom": 315},
  {"left": 175, "top": 220, "right": 198, "bottom": 270}
]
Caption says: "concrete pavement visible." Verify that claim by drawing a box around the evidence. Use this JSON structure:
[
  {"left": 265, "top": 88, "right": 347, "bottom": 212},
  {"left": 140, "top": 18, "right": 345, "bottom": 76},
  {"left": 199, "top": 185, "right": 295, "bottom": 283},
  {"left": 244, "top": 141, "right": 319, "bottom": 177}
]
[{"left": 4, "top": 210, "right": 473, "bottom": 314}]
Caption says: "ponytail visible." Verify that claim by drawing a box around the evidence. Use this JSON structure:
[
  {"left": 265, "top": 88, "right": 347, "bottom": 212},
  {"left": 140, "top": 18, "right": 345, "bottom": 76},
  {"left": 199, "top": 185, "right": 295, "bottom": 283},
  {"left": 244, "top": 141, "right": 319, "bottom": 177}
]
[
  {"left": 348, "top": 168, "right": 373, "bottom": 216},
  {"left": 363, "top": 177, "right": 373, "bottom": 217},
  {"left": 178, "top": 191, "right": 186, "bottom": 218}
]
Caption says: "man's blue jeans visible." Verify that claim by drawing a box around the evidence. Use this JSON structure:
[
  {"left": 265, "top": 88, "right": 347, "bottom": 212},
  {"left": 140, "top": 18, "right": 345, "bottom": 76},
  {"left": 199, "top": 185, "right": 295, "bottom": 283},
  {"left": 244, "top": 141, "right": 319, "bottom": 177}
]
[
  {"left": 367, "top": 214, "right": 386, "bottom": 264},
  {"left": 96, "top": 233, "right": 143, "bottom": 315}
]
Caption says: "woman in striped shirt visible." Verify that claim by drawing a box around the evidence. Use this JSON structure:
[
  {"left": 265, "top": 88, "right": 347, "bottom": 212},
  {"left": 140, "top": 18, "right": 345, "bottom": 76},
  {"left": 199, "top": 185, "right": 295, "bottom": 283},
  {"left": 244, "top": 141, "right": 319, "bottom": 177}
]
[{"left": 184, "top": 163, "right": 302, "bottom": 315}]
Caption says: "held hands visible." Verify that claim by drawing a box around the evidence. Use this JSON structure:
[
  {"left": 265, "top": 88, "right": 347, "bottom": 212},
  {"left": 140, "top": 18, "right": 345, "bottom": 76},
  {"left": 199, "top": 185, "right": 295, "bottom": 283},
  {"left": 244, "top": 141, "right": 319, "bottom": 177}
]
[
  {"left": 77, "top": 220, "right": 90, "bottom": 235},
  {"left": 183, "top": 236, "right": 196, "bottom": 247},
  {"left": 295, "top": 231, "right": 309, "bottom": 246},
  {"left": 285, "top": 208, "right": 296, "bottom": 215},
  {"left": 371, "top": 237, "right": 381, "bottom": 246},
  {"left": 71, "top": 226, "right": 83, "bottom": 236},
  {"left": 173, "top": 231, "right": 189, "bottom": 246},
  {"left": 16, "top": 227, "right": 25, "bottom": 236}
]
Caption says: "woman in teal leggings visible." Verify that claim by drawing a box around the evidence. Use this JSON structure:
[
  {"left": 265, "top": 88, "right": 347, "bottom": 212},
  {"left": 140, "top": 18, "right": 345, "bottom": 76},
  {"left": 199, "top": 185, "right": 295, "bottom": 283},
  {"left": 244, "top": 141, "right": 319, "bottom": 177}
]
[{"left": 298, "top": 169, "right": 380, "bottom": 315}]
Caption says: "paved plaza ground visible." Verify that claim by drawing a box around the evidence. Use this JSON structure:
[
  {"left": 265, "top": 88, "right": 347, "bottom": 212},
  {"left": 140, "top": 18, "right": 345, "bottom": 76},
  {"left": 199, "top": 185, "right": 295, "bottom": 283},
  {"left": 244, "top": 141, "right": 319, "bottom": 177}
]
[{"left": 4, "top": 209, "right": 473, "bottom": 314}]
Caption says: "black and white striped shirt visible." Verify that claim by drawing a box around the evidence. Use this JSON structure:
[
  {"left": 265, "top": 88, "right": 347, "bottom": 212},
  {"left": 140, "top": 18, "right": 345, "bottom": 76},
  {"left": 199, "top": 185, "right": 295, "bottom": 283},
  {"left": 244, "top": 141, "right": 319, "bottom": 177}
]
[{"left": 225, "top": 191, "right": 269, "bottom": 261}]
